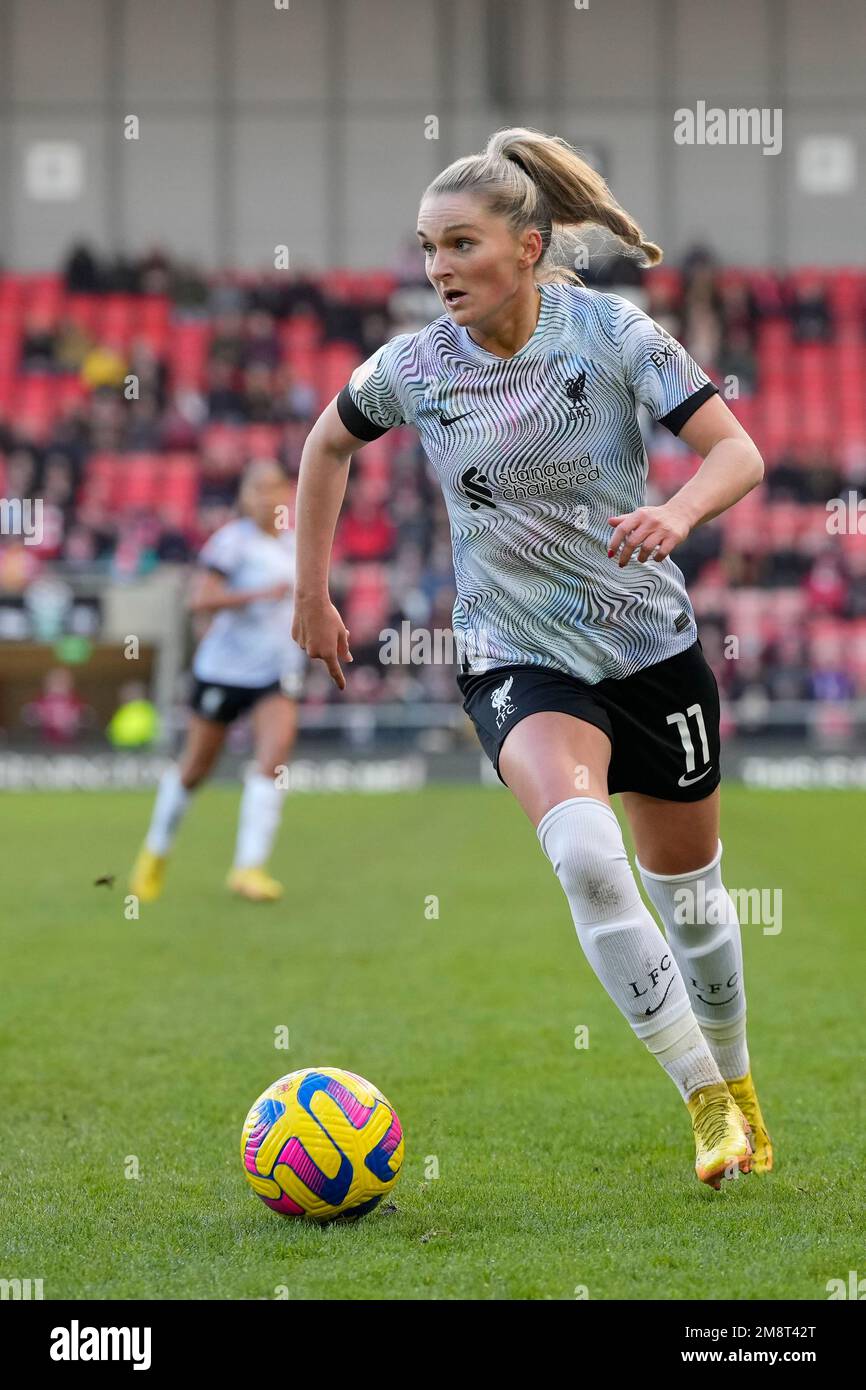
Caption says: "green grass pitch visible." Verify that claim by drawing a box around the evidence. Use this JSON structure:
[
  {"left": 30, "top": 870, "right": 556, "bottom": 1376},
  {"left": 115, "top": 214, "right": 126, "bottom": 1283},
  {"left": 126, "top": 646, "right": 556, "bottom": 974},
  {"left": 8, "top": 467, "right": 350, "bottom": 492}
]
[{"left": 1, "top": 784, "right": 863, "bottom": 1300}]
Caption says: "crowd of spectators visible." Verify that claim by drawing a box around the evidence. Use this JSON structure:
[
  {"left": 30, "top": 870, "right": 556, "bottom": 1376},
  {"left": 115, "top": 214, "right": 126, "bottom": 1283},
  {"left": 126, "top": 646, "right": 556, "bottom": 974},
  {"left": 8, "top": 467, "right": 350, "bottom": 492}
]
[{"left": 1, "top": 239, "right": 865, "bottom": 740}]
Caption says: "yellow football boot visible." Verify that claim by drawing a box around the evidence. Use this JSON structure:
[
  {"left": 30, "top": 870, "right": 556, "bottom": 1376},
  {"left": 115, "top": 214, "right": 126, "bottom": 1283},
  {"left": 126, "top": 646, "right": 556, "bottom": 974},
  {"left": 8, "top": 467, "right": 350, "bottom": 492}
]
[
  {"left": 129, "top": 846, "right": 167, "bottom": 903},
  {"left": 687, "top": 1081, "right": 753, "bottom": 1189},
  {"left": 227, "top": 866, "right": 284, "bottom": 902},
  {"left": 728, "top": 1072, "right": 773, "bottom": 1174}
]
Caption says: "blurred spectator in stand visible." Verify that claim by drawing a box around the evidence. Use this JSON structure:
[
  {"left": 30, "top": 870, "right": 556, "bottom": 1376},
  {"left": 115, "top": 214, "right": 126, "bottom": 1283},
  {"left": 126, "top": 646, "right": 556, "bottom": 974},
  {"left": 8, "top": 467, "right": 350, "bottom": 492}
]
[
  {"left": 644, "top": 270, "right": 681, "bottom": 338},
  {"left": 726, "top": 652, "right": 772, "bottom": 738},
  {"left": 75, "top": 501, "right": 117, "bottom": 561},
  {"left": 790, "top": 277, "right": 831, "bottom": 343},
  {"left": 0, "top": 539, "right": 43, "bottom": 593},
  {"left": 323, "top": 287, "right": 366, "bottom": 351},
  {"left": 128, "top": 340, "right": 168, "bottom": 409},
  {"left": 54, "top": 317, "right": 93, "bottom": 373},
  {"left": 843, "top": 546, "right": 866, "bottom": 619},
  {"left": 39, "top": 451, "right": 76, "bottom": 516},
  {"left": 391, "top": 481, "right": 431, "bottom": 556},
  {"left": 124, "top": 393, "right": 163, "bottom": 450},
  {"left": 5, "top": 446, "right": 39, "bottom": 500},
  {"left": 717, "top": 276, "right": 758, "bottom": 344},
  {"left": 804, "top": 551, "right": 848, "bottom": 615},
  {"left": 336, "top": 491, "right": 396, "bottom": 562},
  {"left": 206, "top": 359, "right": 247, "bottom": 422},
  {"left": 243, "top": 310, "right": 281, "bottom": 369},
  {"left": 717, "top": 327, "right": 758, "bottom": 397},
  {"left": 111, "top": 515, "right": 159, "bottom": 581},
  {"left": 22, "top": 667, "right": 91, "bottom": 745},
  {"left": 680, "top": 244, "right": 724, "bottom": 366},
  {"left": 81, "top": 341, "right": 127, "bottom": 391},
  {"left": 764, "top": 632, "right": 812, "bottom": 736},
  {"left": 63, "top": 242, "right": 101, "bottom": 293},
  {"left": 272, "top": 366, "right": 317, "bottom": 425},
  {"left": 208, "top": 274, "right": 247, "bottom": 318},
  {"left": 241, "top": 363, "right": 276, "bottom": 422},
  {"left": 62, "top": 522, "right": 100, "bottom": 571},
  {"left": 209, "top": 310, "right": 245, "bottom": 367},
  {"left": 342, "top": 562, "right": 392, "bottom": 679},
  {"left": 20, "top": 311, "right": 57, "bottom": 372},
  {"left": 169, "top": 259, "right": 209, "bottom": 310},
  {"left": 394, "top": 231, "right": 431, "bottom": 287},
  {"left": 810, "top": 645, "right": 855, "bottom": 702},
  {"left": 137, "top": 245, "right": 172, "bottom": 297}
]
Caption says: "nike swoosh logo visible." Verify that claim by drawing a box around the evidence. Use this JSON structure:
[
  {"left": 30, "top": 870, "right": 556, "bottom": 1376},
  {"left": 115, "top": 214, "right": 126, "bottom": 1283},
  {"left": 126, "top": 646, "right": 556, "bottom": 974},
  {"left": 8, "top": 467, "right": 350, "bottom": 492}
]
[
  {"left": 644, "top": 977, "right": 675, "bottom": 1016},
  {"left": 439, "top": 411, "right": 473, "bottom": 426},
  {"left": 678, "top": 767, "right": 713, "bottom": 788},
  {"left": 696, "top": 991, "right": 740, "bottom": 1007}
]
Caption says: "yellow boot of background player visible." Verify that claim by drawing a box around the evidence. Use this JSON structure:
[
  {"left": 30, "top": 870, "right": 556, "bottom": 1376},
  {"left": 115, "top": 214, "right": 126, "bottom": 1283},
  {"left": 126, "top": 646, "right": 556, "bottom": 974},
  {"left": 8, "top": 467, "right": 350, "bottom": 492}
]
[
  {"left": 129, "top": 846, "right": 167, "bottom": 903},
  {"left": 227, "top": 866, "right": 283, "bottom": 902}
]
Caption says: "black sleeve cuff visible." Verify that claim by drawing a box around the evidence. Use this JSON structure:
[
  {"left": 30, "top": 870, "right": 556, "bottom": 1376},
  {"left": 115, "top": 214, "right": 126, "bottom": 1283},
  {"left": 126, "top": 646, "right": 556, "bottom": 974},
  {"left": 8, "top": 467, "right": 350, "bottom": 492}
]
[
  {"left": 336, "top": 384, "right": 391, "bottom": 441},
  {"left": 657, "top": 381, "right": 719, "bottom": 436}
]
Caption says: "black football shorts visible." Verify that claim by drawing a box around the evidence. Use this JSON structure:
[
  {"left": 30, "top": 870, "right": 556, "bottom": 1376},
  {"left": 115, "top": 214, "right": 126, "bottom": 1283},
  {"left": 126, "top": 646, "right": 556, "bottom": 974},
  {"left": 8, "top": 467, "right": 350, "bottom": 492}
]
[
  {"left": 190, "top": 673, "right": 300, "bottom": 724},
  {"left": 457, "top": 639, "right": 721, "bottom": 802}
]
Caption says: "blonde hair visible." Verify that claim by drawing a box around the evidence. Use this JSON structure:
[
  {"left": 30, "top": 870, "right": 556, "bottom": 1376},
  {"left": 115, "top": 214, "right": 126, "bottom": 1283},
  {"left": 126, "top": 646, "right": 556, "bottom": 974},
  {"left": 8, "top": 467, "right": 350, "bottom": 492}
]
[{"left": 423, "top": 126, "right": 663, "bottom": 286}]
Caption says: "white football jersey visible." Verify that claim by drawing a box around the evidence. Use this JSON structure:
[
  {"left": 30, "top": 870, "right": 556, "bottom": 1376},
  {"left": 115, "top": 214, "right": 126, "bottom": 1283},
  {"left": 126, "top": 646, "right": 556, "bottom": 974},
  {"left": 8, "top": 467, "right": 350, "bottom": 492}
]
[
  {"left": 337, "top": 282, "right": 718, "bottom": 683},
  {"left": 192, "top": 517, "right": 305, "bottom": 688}
]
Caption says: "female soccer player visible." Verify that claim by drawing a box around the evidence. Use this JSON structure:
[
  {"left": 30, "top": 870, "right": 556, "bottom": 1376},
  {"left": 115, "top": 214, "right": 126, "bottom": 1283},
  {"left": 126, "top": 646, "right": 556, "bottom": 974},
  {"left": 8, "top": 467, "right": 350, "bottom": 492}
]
[
  {"left": 291, "top": 127, "right": 771, "bottom": 1188},
  {"left": 130, "top": 458, "right": 305, "bottom": 903}
]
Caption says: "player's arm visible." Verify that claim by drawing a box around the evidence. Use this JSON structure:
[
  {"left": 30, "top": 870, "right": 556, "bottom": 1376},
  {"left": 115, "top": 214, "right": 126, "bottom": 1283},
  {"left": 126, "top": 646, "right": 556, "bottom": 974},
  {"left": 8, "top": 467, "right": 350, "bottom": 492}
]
[
  {"left": 609, "top": 395, "right": 764, "bottom": 567},
  {"left": 186, "top": 568, "right": 290, "bottom": 615},
  {"left": 291, "top": 395, "right": 371, "bottom": 690}
]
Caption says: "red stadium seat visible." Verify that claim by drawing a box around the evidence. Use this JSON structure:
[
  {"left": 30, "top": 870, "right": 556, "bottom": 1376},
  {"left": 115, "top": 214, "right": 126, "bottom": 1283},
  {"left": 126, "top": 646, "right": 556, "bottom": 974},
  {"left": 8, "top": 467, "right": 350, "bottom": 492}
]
[
  {"left": 161, "top": 453, "right": 200, "bottom": 527},
  {"left": 827, "top": 270, "right": 865, "bottom": 323},
  {"left": 200, "top": 423, "right": 245, "bottom": 469},
  {"left": 167, "top": 320, "right": 211, "bottom": 388},
  {"left": 79, "top": 452, "right": 122, "bottom": 508},
  {"left": 243, "top": 424, "right": 281, "bottom": 458},
  {"left": 117, "top": 453, "right": 163, "bottom": 512},
  {"left": 279, "top": 314, "right": 322, "bottom": 354},
  {"left": 133, "top": 296, "right": 172, "bottom": 353},
  {"left": 65, "top": 294, "right": 101, "bottom": 335}
]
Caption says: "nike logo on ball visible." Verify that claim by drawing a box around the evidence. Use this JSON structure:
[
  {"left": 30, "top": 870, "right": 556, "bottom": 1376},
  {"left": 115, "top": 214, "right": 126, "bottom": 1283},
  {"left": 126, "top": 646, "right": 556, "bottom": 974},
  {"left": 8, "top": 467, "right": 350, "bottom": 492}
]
[{"left": 678, "top": 767, "right": 713, "bottom": 787}]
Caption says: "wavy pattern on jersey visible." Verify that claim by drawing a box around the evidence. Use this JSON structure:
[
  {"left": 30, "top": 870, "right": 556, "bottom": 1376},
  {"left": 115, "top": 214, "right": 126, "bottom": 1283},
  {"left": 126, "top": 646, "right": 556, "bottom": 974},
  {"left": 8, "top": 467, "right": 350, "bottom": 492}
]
[
  {"left": 346, "top": 284, "right": 710, "bottom": 682},
  {"left": 455, "top": 501, "right": 688, "bottom": 678}
]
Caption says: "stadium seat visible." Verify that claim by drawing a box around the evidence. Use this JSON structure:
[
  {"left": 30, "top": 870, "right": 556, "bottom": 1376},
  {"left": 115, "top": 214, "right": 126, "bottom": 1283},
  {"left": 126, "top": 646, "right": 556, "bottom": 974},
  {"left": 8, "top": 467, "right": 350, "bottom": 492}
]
[
  {"left": 167, "top": 320, "right": 211, "bottom": 388},
  {"left": 117, "top": 453, "right": 163, "bottom": 512},
  {"left": 243, "top": 424, "right": 282, "bottom": 458}
]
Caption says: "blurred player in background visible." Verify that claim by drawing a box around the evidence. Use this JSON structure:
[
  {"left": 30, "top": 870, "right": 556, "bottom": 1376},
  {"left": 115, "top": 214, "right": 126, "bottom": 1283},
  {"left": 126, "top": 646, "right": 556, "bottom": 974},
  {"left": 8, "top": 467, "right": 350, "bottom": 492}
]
[
  {"left": 130, "top": 458, "right": 304, "bottom": 903},
  {"left": 292, "top": 127, "right": 773, "bottom": 1188}
]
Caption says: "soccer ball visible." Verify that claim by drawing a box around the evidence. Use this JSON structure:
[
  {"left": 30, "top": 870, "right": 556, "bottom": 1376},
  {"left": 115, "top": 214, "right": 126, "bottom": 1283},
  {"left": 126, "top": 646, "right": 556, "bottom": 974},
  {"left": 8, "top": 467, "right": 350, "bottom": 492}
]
[{"left": 240, "top": 1066, "right": 404, "bottom": 1221}]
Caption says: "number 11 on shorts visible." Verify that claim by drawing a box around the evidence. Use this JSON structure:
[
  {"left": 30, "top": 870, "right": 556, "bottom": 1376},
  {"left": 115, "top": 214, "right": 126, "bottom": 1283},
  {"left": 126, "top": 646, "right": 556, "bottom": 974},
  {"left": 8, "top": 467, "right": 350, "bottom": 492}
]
[{"left": 666, "top": 703, "right": 711, "bottom": 785}]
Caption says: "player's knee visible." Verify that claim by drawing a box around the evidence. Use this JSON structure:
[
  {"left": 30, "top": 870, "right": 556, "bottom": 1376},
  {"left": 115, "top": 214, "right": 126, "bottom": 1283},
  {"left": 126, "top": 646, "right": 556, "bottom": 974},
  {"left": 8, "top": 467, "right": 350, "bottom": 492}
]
[
  {"left": 180, "top": 763, "right": 208, "bottom": 790},
  {"left": 537, "top": 797, "right": 641, "bottom": 924},
  {"left": 254, "top": 759, "right": 282, "bottom": 780},
  {"left": 553, "top": 845, "right": 639, "bottom": 923}
]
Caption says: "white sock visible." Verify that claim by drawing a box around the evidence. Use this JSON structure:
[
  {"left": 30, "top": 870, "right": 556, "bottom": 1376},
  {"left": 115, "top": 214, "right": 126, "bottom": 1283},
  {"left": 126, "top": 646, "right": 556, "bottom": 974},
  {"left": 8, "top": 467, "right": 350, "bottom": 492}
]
[
  {"left": 233, "top": 772, "right": 286, "bottom": 870},
  {"left": 537, "top": 797, "right": 724, "bottom": 1100},
  {"left": 637, "top": 841, "right": 750, "bottom": 1081},
  {"left": 145, "top": 765, "right": 191, "bottom": 855}
]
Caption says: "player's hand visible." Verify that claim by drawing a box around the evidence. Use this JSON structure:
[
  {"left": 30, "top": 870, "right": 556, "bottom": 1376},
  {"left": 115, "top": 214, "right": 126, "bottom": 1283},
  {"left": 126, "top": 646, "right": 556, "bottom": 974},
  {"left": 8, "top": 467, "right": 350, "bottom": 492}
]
[
  {"left": 292, "top": 596, "right": 353, "bottom": 690},
  {"left": 262, "top": 581, "right": 292, "bottom": 601},
  {"left": 607, "top": 503, "right": 692, "bottom": 568}
]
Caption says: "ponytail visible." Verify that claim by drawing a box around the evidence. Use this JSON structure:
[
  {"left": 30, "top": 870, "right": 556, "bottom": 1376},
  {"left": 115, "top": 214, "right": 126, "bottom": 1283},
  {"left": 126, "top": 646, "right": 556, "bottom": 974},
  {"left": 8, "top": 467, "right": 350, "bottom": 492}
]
[{"left": 425, "top": 125, "right": 663, "bottom": 286}]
